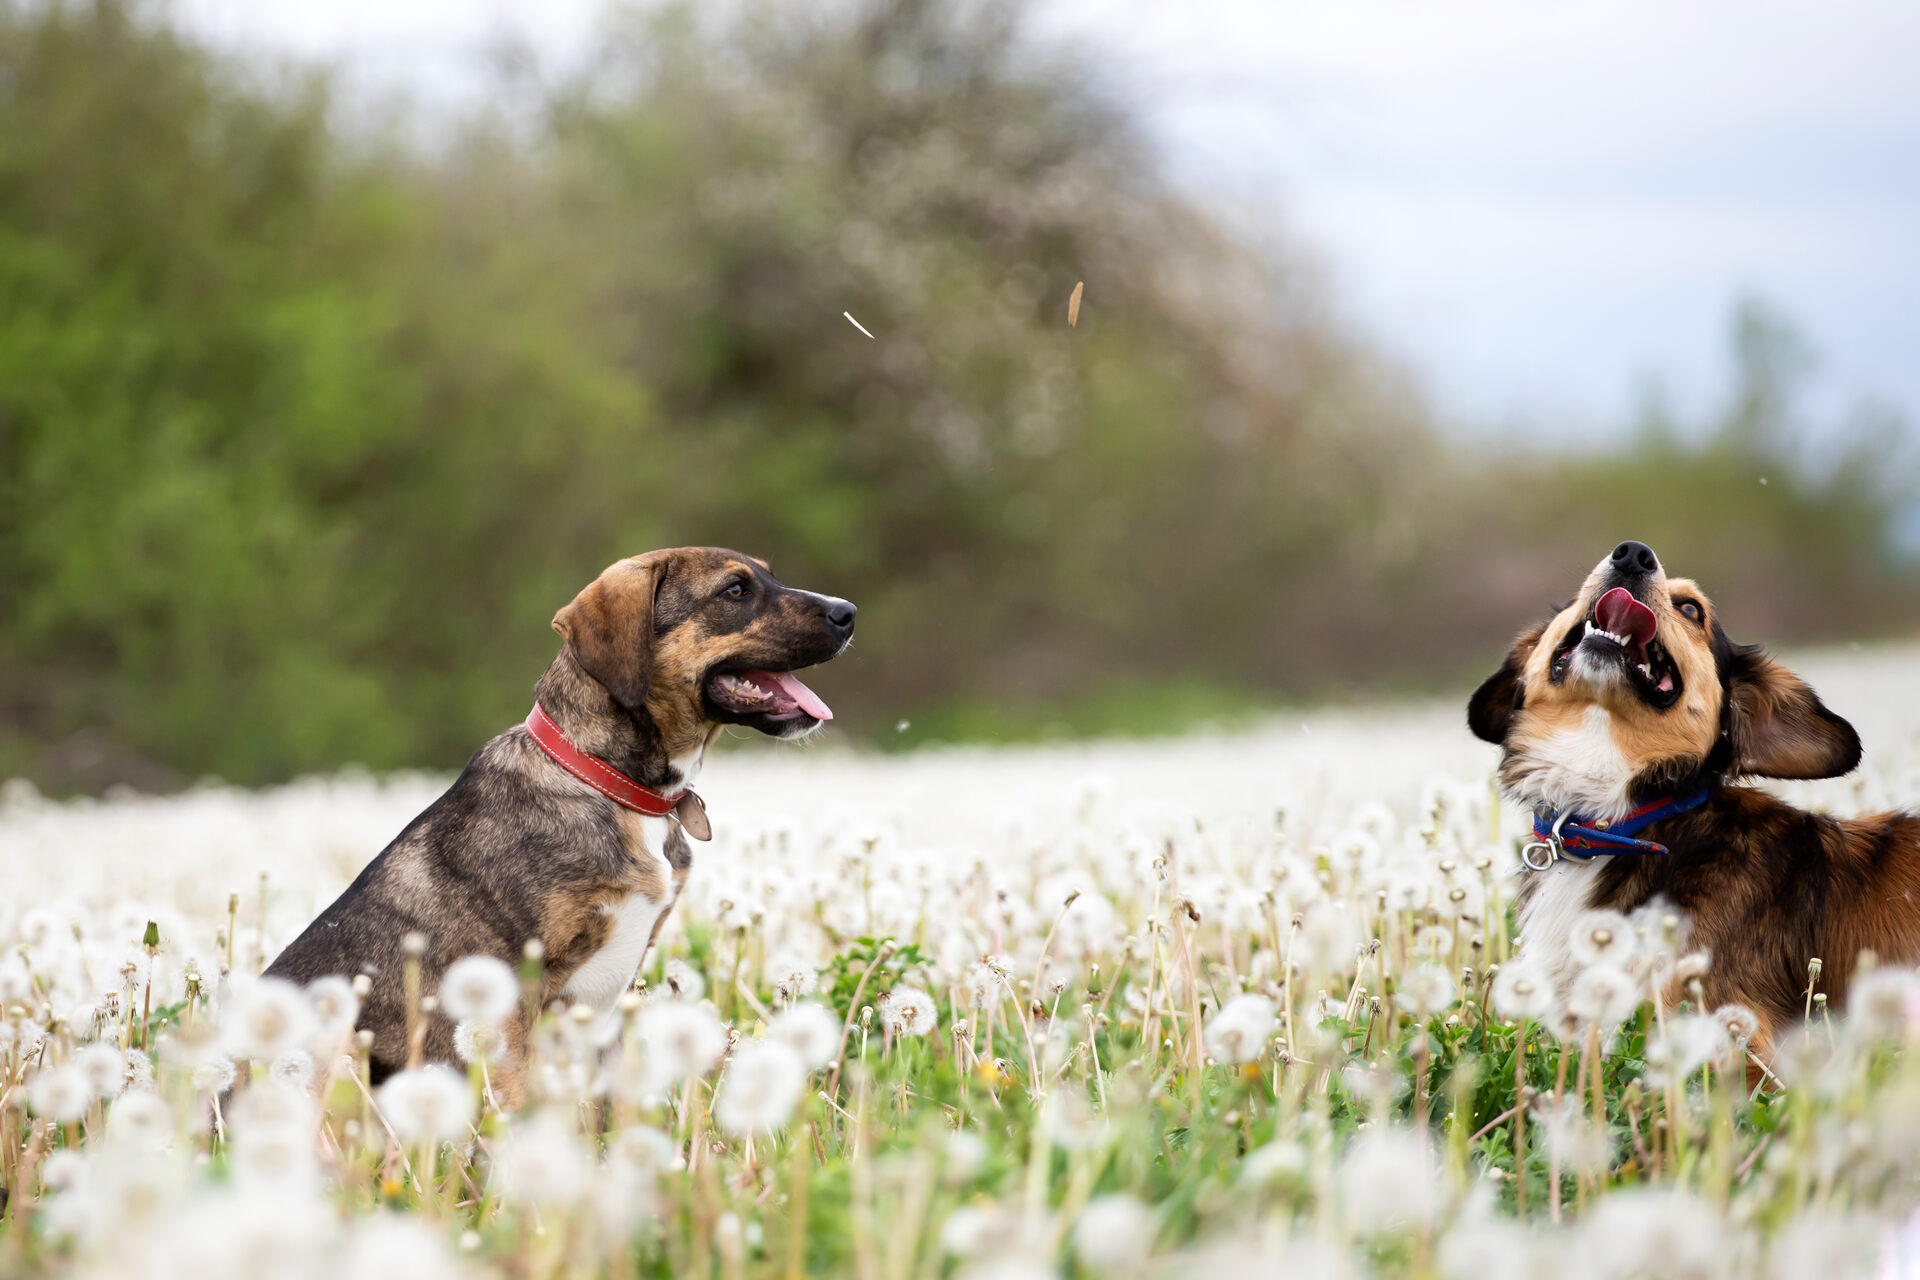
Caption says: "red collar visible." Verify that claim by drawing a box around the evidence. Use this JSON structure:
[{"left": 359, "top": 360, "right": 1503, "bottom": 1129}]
[{"left": 524, "top": 703, "right": 689, "bottom": 818}]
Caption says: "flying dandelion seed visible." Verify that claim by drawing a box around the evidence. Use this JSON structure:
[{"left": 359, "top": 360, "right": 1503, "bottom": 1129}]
[
  {"left": 1067, "top": 280, "right": 1084, "bottom": 327},
  {"left": 844, "top": 311, "right": 875, "bottom": 339}
]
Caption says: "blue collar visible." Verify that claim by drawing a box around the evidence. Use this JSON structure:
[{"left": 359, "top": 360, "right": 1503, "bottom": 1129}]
[{"left": 1524, "top": 784, "right": 1717, "bottom": 868}]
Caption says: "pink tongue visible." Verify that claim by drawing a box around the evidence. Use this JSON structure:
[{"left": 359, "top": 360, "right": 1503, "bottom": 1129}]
[
  {"left": 1594, "top": 587, "right": 1657, "bottom": 648},
  {"left": 761, "top": 670, "right": 832, "bottom": 721}
]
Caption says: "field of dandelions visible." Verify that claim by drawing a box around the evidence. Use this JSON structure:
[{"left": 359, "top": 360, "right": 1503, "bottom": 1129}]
[{"left": 5, "top": 644, "right": 1920, "bottom": 1280}]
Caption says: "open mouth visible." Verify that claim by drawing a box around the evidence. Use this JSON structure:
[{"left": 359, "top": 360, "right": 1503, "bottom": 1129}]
[
  {"left": 1550, "top": 586, "right": 1683, "bottom": 707},
  {"left": 705, "top": 667, "right": 834, "bottom": 723}
]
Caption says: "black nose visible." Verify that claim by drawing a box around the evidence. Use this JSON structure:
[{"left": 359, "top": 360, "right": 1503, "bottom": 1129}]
[
  {"left": 1611, "top": 540, "right": 1659, "bottom": 576},
  {"left": 826, "top": 599, "right": 857, "bottom": 631}
]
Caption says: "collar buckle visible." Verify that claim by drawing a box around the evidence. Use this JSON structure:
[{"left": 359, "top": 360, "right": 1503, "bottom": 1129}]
[{"left": 1520, "top": 809, "right": 1571, "bottom": 872}]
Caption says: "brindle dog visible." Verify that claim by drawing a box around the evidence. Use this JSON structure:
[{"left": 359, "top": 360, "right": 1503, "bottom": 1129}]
[{"left": 264, "top": 547, "right": 854, "bottom": 1098}]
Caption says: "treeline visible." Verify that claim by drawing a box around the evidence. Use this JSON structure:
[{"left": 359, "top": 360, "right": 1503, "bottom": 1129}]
[{"left": 1, "top": 0, "right": 1913, "bottom": 790}]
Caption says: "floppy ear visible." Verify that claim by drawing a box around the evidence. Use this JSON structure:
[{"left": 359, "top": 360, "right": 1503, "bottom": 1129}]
[
  {"left": 1467, "top": 623, "right": 1545, "bottom": 744},
  {"left": 552, "top": 552, "right": 671, "bottom": 711},
  {"left": 1725, "top": 645, "right": 1860, "bottom": 780}
]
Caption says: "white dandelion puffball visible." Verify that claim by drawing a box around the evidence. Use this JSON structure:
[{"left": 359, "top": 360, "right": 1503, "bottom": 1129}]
[
  {"left": 1490, "top": 961, "right": 1555, "bottom": 1021},
  {"left": 1240, "top": 1140, "right": 1310, "bottom": 1186},
  {"left": 341, "top": 1217, "right": 465, "bottom": 1280},
  {"left": 1340, "top": 1129, "right": 1439, "bottom": 1235},
  {"left": 220, "top": 977, "right": 318, "bottom": 1061},
  {"left": 1711, "top": 1003, "right": 1761, "bottom": 1046},
  {"left": 378, "top": 1065, "right": 475, "bottom": 1145},
  {"left": 639, "top": 1002, "right": 728, "bottom": 1086},
  {"left": 439, "top": 954, "right": 519, "bottom": 1027},
  {"left": 769, "top": 1002, "right": 841, "bottom": 1067},
  {"left": 1073, "top": 1194, "right": 1155, "bottom": 1267},
  {"left": 75, "top": 1042, "right": 128, "bottom": 1100},
  {"left": 1846, "top": 966, "right": 1915, "bottom": 1040},
  {"left": 663, "top": 958, "right": 706, "bottom": 1001},
  {"left": 715, "top": 1038, "right": 807, "bottom": 1135},
  {"left": 1568, "top": 909, "right": 1638, "bottom": 970},
  {"left": 1203, "top": 994, "right": 1275, "bottom": 1064},
  {"left": 454, "top": 1020, "right": 511, "bottom": 1065},
  {"left": 1568, "top": 965, "right": 1641, "bottom": 1030},
  {"left": 1578, "top": 1188, "right": 1730, "bottom": 1280},
  {"left": 941, "top": 1205, "right": 1014, "bottom": 1257},
  {"left": 306, "top": 975, "right": 361, "bottom": 1039},
  {"left": 28, "top": 1065, "right": 92, "bottom": 1122},
  {"left": 1398, "top": 963, "right": 1458, "bottom": 1016},
  {"left": 1298, "top": 902, "right": 1364, "bottom": 974},
  {"left": 767, "top": 954, "right": 819, "bottom": 1001},
  {"left": 105, "top": 1091, "right": 176, "bottom": 1151},
  {"left": 881, "top": 987, "right": 938, "bottom": 1037},
  {"left": 190, "top": 1053, "right": 237, "bottom": 1095},
  {"left": 269, "top": 1051, "right": 315, "bottom": 1091},
  {"left": 490, "top": 1111, "right": 590, "bottom": 1207}
]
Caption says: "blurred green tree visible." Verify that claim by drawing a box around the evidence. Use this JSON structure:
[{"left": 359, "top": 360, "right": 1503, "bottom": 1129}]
[{"left": 0, "top": 1, "right": 1912, "bottom": 791}]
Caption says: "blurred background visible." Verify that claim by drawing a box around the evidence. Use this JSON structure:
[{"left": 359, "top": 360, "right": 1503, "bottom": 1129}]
[{"left": 3, "top": 0, "right": 1916, "bottom": 793}]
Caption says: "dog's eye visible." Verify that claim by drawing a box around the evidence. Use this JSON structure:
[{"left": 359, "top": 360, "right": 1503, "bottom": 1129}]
[
  {"left": 721, "top": 581, "right": 748, "bottom": 600},
  {"left": 1677, "top": 600, "right": 1702, "bottom": 623}
]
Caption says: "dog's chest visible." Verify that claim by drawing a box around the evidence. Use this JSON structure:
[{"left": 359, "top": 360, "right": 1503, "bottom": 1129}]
[
  {"left": 1518, "top": 858, "right": 1607, "bottom": 995},
  {"left": 1519, "top": 859, "right": 1691, "bottom": 999},
  {"left": 561, "top": 814, "right": 676, "bottom": 1011}
]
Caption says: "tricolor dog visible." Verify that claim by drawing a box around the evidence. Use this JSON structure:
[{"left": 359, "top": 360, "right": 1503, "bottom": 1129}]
[
  {"left": 1469, "top": 539, "right": 1920, "bottom": 1056},
  {"left": 265, "top": 547, "right": 854, "bottom": 1097}
]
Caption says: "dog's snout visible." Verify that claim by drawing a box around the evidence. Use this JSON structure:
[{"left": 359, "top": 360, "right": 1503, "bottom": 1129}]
[
  {"left": 825, "top": 598, "right": 857, "bottom": 632},
  {"left": 1611, "top": 540, "right": 1659, "bottom": 577}
]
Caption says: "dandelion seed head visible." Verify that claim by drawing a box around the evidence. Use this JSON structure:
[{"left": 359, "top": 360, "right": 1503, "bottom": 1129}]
[
  {"left": 377, "top": 1065, "right": 474, "bottom": 1146},
  {"left": 1568, "top": 908, "right": 1638, "bottom": 969},
  {"left": 715, "top": 1038, "right": 806, "bottom": 1135},
  {"left": 219, "top": 977, "right": 316, "bottom": 1061},
  {"left": 769, "top": 1001, "right": 840, "bottom": 1067},
  {"left": 880, "top": 987, "right": 938, "bottom": 1037},
  {"left": 1073, "top": 1194, "right": 1154, "bottom": 1267}
]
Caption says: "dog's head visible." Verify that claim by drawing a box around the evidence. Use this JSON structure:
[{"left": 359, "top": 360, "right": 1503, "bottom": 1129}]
[
  {"left": 552, "top": 547, "right": 856, "bottom": 754},
  {"left": 1468, "top": 540, "right": 1858, "bottom": 817}
]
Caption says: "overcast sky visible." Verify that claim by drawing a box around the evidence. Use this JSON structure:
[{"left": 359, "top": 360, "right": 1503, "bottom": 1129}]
[{"left": 182, "top": 0, "right": 1920, "bottom": 438}]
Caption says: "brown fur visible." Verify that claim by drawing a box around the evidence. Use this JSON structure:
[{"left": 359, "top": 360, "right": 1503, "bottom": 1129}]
[
  {"left": 264, "top": 547, "right": 854, "bottom": 1101},
  {"left": 1469, "top": 542, "right": 1911, "bottom": 1055}
]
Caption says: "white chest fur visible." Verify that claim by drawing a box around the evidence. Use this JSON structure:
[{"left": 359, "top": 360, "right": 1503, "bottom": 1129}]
[
  {"left": 1520, "top": 863, "right": 1694, "bottom": 1004},
  {"left": 1518, "top": 857, "right": 1606, "bottom": 998},
  {"left": 1514, "top": 705, "right": 1636, "bottom": 822},
  {"left": 561, "top": 814, "right": 676, "bottom": 1012}
]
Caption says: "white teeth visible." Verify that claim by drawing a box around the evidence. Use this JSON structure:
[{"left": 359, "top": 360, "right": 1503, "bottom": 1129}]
[{"left": 1583, "top": 621, "right": 1629, "bottom": 647}]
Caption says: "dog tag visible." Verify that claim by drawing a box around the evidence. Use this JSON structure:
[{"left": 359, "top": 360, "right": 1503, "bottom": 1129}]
[{"left": 675, "top": 791, "right": 712, "bottom": 841}]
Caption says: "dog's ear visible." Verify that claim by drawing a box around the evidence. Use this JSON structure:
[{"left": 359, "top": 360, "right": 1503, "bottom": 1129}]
[
  {"left": 552, "top": 552, "right": 673, "bottom": 711},
  {"left": 1468, "top": 623, "right": 1545, "bottom": 744},
  {"left": 1726, "top": 644, "right": 1860, "bottom": 780}
]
